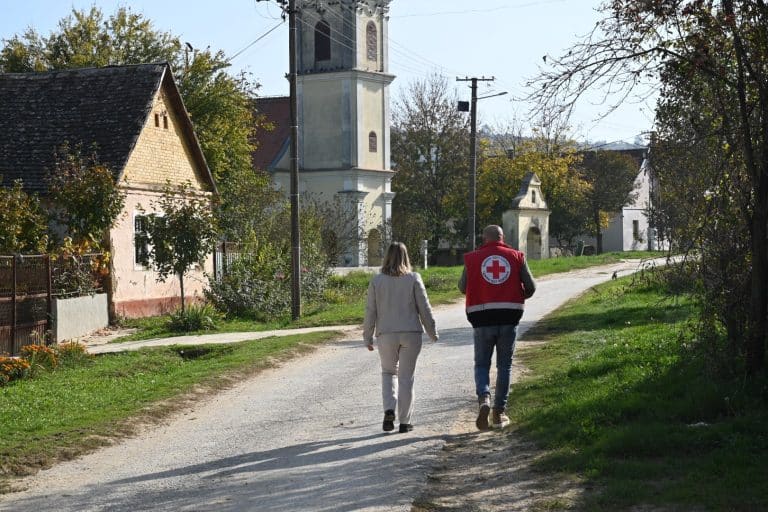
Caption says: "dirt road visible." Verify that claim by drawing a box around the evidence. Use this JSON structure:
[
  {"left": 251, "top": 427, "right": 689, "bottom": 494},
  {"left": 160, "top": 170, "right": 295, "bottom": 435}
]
[{"left": 0, "top": 260, "right": 654, "bottom": 512}]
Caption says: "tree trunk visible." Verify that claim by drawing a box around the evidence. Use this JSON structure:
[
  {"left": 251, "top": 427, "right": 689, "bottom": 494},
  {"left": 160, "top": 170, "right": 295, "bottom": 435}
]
[
  {"left": 179, "top": 272, "right": 186, "bottom": 313},
  {"left": 746, "top": 199, "right": 767, "bottom": 374},
  {"left": 594, "top": 210, "right": 603, "bottom": 254}
]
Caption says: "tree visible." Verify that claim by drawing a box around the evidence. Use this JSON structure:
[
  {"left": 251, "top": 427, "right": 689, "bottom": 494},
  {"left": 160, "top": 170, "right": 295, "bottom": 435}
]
[
  {"left": 476, "top": 136, "right": 589, "bottom": 248},
  {"left": 391, "top": 74, "right": 469, "bottom": 255},
  {"left": 530, "top": 0, "right": 768, "bottom": 373},
  {"left": 0, "top": 179, "right": 49, "bottom": 254},
  {"left": 47, "top": 145, "right": 126, "bottom": 248},
  {"left": 141, "top": 182, "right": 217, "bottom": 313},
  {"left": 579, "top": 150, "right": 640, "bottom": 254}
]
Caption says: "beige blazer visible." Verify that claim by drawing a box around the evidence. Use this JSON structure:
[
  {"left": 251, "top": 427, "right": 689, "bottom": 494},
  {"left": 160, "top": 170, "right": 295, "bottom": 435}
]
[{"left": 363, "top": 272, "right": 438, "bottom": 344}]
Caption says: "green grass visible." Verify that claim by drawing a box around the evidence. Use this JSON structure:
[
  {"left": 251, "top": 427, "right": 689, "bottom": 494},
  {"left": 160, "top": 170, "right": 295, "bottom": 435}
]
[
  {"left": 510, "top": 275, "right": 768, "bottom": 511},
  {"left": 117, "top": 252, "right": 664, "bottom": 343},
  {"left": 0, "top": 330, "right": 339, "bottom": 486}
]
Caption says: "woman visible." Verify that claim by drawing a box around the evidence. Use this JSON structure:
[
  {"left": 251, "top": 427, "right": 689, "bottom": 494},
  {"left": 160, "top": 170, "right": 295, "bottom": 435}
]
[{"left": 363, "top": 242, "right": 438, "bottom": 433}]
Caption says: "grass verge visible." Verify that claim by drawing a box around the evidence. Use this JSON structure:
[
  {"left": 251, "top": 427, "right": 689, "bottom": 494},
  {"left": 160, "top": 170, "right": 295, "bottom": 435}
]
[
  {"left": 0, "top": 330, "right": 340, "bottom": 491},
  {"left": 510, "top": 275, "right": 768, "bottom": 510},
  {"left": 117, "top": 252, "right": 664, "bottom": 342}
]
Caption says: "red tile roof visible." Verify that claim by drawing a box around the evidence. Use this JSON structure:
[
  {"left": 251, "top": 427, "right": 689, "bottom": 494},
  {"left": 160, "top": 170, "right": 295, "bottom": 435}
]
[{"left": 252, "top": 96, "right": 290, "bottom": 172}]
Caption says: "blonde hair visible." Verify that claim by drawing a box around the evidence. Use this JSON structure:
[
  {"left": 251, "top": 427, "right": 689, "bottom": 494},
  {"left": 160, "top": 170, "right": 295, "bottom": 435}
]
[{"left": 381, "top": 242, "right": 412, "bottom": 276}]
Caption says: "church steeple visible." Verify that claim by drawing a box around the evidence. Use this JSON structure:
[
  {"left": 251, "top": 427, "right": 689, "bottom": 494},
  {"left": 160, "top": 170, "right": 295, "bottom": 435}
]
[{"left": 297, "top": 0, "right": 391, "bottom": 74}]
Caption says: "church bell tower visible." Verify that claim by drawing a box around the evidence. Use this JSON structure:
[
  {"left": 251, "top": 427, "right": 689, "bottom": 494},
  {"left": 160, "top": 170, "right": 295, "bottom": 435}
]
[{"left": 291, "top": 0, "right": 395, "bottom": 266}]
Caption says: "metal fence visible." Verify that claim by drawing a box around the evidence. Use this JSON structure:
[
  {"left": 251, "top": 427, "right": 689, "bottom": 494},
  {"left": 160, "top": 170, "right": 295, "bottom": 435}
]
[
  {"left": 0, "top": 254, "right": 106, "bottom": 356},
  {"left": 213, "top": 242, "right": 242, "bottom": 280}
]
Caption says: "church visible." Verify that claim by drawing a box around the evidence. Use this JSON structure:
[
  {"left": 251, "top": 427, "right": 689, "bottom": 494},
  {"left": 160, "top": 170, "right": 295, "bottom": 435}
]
[{"left": 252, "top": 0, "right": 395, "bottom": 267}]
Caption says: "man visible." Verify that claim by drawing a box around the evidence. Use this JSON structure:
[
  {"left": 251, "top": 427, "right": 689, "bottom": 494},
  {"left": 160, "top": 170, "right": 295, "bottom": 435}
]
[{"left": 459, "top": 225, "right": 536, "bottom": 430}]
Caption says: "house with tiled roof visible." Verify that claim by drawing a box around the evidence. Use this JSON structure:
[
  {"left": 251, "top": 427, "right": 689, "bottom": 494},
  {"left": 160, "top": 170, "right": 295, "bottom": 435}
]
[{"left": 0, "top": 63, "right": 216, "bottom": 318}]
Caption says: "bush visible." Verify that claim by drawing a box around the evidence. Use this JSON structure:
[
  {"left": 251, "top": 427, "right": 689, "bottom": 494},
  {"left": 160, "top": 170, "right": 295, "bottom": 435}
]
[
  {"left": 57, "top": 341, "right": 91, "bottom": 367},
  {"left": 206, "top": 239, "right": 330, "bottom": 320},
  {"left": 0, "top": 357, "right": 31, "bottom": 385},
  {"left": 20, "top": 344, "right": 59, "bottom": 375},
  {"left": 168, "top": 303, "right": 222, "bottom": 332}
]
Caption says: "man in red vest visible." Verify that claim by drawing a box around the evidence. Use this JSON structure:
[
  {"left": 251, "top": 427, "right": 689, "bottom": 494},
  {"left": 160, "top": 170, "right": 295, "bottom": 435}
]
[{"left": 459, "top": 225, "right": 536, "bottom": 430}]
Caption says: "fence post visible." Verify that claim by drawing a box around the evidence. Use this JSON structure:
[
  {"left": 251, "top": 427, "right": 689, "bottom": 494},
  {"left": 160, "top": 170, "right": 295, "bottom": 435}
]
[
  {"left": 222, "top": 242, "right": 228, "bottom": 277},
  {"left": 11, "top": 255, "right": 16, "bottom": 352},
  {"left": 46, "top": 255, "right": 53, "bottom": 345}
]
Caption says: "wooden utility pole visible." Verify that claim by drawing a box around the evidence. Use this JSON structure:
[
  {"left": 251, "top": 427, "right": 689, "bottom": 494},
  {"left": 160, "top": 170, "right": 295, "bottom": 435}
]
[
  {"left": 256, "top": 0, "right": 301, "bottom": 319},
  {"left": 457, "top": 76, "right": 495, "bottom": 251}
]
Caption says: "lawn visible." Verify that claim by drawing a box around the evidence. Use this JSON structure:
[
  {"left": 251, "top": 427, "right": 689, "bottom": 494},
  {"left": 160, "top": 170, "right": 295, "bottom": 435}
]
[
  {"left": 509, "top": 273, "right": 768, "bottom": 510},
  {"left": 0, "top": 330, "right": 340, "bottom": 491},
  {"left": 118, "top": 251, "right": 664, "bottom": 342}
]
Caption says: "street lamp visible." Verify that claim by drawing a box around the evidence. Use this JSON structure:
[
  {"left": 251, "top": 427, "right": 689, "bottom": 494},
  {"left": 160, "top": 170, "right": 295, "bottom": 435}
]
[{"left": 458, "top": 80, "right": 508, "bottom": 251}]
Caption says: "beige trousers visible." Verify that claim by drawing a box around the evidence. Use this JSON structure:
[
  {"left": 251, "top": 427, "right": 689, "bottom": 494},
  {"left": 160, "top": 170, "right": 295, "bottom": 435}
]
[{"left": 377, "top": 332, "right": 423, "bottom": 425}]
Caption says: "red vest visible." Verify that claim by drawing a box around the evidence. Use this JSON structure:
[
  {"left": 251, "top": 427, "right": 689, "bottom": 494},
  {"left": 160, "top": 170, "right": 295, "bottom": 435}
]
[{"left": 464, "top": 241, "right": 526, "bottom": 314}]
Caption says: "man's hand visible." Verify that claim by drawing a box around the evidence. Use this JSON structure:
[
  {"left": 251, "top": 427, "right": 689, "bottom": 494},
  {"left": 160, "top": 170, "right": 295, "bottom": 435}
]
[{"left": 366, "top": 343, "right": 375, "bottom": 351}]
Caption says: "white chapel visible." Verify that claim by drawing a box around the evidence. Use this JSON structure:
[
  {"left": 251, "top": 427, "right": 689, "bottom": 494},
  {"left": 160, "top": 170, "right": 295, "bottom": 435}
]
[{"left": 253, "top": 0, "right": 396, "bottom": 266}]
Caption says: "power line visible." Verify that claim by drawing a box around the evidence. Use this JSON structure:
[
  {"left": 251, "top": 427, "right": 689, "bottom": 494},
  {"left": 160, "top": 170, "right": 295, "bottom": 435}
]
[{"left": 228, "top": 21, "right": 284, "bottom": 63}]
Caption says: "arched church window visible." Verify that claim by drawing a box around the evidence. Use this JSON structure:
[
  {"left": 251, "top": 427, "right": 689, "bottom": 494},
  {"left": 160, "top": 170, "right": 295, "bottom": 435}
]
[
  {"left": 366, "top": 22, "right": 377, "bottom": 61},
  {"left": 369, "top": 131, "right": 378, "bottom": 152},
  {"left": 315, "top": 21, "right": 331, "bottom": 62}
]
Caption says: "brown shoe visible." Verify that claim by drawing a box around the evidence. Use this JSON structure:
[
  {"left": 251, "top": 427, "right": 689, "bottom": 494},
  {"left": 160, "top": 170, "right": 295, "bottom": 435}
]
[
  {"left": 476, "top": 394, "right": 491, "bottom": 431},
  {"left": 491, "top": 408, "right": 509, "bottom": 429}
]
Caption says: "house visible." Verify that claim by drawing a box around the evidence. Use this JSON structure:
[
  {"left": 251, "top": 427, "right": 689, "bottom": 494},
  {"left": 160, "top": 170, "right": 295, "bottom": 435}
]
[
  {"left": 578, "top": 142, "right": 664, "bottom": 252},
  {"left": 0, "top": 63, "right": 217, "bottom": 318},
  {"left": 251, "top": 0, "right": 395, "bottom": 267}
]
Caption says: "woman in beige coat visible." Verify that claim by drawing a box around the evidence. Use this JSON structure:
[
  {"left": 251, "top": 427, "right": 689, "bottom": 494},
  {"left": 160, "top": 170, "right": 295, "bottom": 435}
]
[{"left": 363, "top": 242, "right": 438, "bottom": 433}]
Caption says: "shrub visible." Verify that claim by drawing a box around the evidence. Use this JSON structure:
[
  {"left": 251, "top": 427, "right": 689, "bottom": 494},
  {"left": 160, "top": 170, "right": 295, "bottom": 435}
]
[
  {"left": 57, "top": 341, "right": 91, "bottom": 367},
  {"left": 168, "top": 303, "right": 222, "bottom": 332},
  {"left": 20, "top": 344, "right": 59, "bottom": 375},
  {"left": 0, "top": 357, "right": 31, "bottom": 385}
]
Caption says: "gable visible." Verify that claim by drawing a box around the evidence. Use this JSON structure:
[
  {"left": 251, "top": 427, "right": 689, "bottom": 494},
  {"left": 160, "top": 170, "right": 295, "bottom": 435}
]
[{"left": 122, "top": 84, "right": 211, "bottom": 191}]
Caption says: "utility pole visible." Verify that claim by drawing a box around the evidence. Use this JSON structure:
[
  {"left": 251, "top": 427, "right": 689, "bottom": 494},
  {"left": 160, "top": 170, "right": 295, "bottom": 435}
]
[
  {"left": 457, "top": 76, "right": 495, "bottom": 251},
  {"left": 258, "top": 0, "right": 301, "bottom": 319}
]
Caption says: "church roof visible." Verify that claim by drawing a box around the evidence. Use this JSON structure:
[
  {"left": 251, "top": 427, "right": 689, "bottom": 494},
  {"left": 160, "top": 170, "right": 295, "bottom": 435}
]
[
  {"left": 0, "top": 63, "right": 215, "bottom": 194},
  {"left": 252, "top": 96, "right": 290, "bottom": 172}
]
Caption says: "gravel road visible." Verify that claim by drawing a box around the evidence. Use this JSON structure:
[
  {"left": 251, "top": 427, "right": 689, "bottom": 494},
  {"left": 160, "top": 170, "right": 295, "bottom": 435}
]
[{"left": 0, "top": 260, "right": 656, "bottom": 512}]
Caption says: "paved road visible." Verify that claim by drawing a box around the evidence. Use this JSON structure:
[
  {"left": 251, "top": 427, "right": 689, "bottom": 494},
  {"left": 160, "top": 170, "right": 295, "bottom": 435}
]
[{"left": 0, "top": 259, "right": 657, "bottom": 512}]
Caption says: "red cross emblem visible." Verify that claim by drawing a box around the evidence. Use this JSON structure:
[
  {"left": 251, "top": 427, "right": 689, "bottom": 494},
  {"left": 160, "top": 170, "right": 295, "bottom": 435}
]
[{"left": 481, "top": 255, "right": 511, "bottom": 284}]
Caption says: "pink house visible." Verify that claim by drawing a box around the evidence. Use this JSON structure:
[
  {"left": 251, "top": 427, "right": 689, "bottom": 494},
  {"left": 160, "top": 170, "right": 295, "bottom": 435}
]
[{"left": 0, "top": 63, "right": 217, "bottom": 318}]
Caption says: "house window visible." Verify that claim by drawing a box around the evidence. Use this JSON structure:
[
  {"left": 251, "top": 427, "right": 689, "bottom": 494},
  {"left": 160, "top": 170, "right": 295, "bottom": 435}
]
[
  {"left": 134, "top": 214, "right": 152, "bottom": 266},
  {"left": 369, "top": 131, "right": 377, "bottom": 152},
  {"left": 315, "top": 21, "right": 331, "bottom": 62},
  {"left": 633, "top": 219, "right": 640, "bottom": 239},
  {"left": 366, "top": 22, "right": 377, "bottom": 61},
  {"left": 532, "top": 190, "right": 537, "bottom": 204}
]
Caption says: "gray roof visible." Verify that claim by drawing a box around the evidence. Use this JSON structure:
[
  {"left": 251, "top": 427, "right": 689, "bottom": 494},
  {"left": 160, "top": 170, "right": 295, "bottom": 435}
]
[{"left": 0, "top": 63, "right": 215, "bottom": 194}]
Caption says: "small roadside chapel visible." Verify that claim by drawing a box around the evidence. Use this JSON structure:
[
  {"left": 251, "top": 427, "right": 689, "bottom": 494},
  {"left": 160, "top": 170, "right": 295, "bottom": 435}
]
[{"left": 502, "top": 172, "right": 551, "bottom": 260}]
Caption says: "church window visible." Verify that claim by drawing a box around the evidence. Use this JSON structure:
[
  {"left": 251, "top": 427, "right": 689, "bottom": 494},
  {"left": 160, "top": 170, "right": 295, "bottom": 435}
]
[
  {"left": 532, "top": 190, "right": 537, "bottom": 204},
  {"left": 315, "top": 21, "right": 331, "bottom": 62},
  {"left": 369, "top": 131, "right": 378, "bottom": 152},
  {"left": 366, "top": 22, "right": 377, "bottom": 61}
]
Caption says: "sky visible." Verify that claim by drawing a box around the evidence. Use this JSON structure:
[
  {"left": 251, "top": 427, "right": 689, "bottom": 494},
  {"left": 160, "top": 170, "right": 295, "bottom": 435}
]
[{"left": 0, "top": 0, "right": 657, "bottom": 143}]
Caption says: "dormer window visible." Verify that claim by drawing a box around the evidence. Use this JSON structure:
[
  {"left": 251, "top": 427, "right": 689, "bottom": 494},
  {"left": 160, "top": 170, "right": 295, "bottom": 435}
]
[
  {"left": 366, "top": 22, "right": 377, "bottom": 61},
  {"left": 315, "top": 21, "right": 331, "bottom": 62}
]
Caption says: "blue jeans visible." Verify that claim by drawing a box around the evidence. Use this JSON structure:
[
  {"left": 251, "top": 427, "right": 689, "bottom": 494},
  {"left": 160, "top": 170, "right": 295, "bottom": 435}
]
[{"left": 473, "top": 324, "right": 517, "bottom": 411}]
